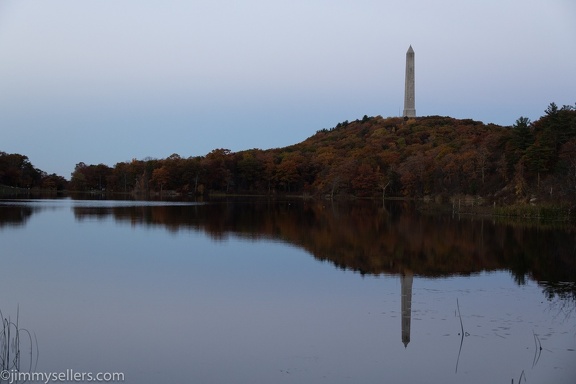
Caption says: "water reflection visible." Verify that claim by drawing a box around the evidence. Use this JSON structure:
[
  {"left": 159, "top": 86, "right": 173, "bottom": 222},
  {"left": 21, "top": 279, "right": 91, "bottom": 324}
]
[
  {"left": 0, "top": 198, "right": 575, "bottom": 383},
  {"left": 2, "top": 198, "right": 575, "bottom": 291},
  {"left": 68, "top": 198, "right": 576, "bottom": 360},
  {"left": 63, "top": 199, "right": 575, "bottom": 283},
  {"left": 401, "top": 272, "right": 413, "bottom": 347},
  {"left": 0, "top": 204, "right": 35, "bottom": 227}
]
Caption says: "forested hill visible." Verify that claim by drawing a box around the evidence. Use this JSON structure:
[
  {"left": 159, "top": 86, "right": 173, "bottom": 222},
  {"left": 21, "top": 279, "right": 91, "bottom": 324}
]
[
  {"left": 277, "top": 104, "right": 575, "bottom": 202},
  {"left": 3, "top": 102, "right": 575, "bottom": 202},
  {"left": 66, "top": 102, "right": 574, "bottom": 203}
]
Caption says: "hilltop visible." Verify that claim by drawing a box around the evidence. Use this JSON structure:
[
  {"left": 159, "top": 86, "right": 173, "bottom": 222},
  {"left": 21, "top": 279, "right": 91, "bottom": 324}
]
[{"left": 2, "top": 102, "right": 575, "bottom": 205}]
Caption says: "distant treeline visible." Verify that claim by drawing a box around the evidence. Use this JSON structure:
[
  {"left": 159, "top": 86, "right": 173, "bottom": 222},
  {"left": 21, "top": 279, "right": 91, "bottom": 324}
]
[
  {"left": 0, "top": 152, "right": 67, "bottom": 191},
  {"left": 2, "top": 102, "right": 575, "bottom": 202}
]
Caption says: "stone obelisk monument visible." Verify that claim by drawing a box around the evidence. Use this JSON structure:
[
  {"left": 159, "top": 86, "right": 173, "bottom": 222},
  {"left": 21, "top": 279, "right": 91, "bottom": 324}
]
[{"left": 403, "top": 45, "right": 416, "bottom": 118}]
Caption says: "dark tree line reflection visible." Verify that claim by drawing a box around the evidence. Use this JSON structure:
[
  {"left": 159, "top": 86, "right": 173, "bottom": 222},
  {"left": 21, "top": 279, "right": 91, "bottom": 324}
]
[
  {"left": 73, "top": 200, "right": 575, "bottom": 284},
  {"left": 0, "top": 204, "right": 35, "bottom": 228},
  {"left": 2, "top": 199, "right": 575, "bottom": 301}
]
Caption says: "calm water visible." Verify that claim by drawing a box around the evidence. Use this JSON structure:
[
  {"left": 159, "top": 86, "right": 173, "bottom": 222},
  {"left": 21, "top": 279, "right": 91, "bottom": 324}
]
[{"left": 0, "top": 197, "right": 575, "bottom": 384}]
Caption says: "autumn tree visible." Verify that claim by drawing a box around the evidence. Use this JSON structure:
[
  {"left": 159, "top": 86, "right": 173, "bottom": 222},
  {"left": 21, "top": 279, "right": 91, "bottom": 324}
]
[
  {"left": 69, "top": 162, "right": 112, "bottom": 191},
  {"left": 276, "top": 152, "right": 302, "bottom": 193},
  {"left": 520, "top": 103, "right": 576, "bottom": 192},
  {"left": 236, "top": 151, "right": 264, "bottom": 192},
  {"left": 558, "top": 139, "right": 576, "bottom": 198},
  {"left": 0, "top": 152, "right": 43, "bottom": 188},
  {"left": 152, "top": 167, "right": 170, "bottom": 194},
  {"left": 40, "top": 174, "right": 68, "bottom": 191},
  {"left": 69, "top": 162, "right": 88, "bottom": 190},
  {"left": 350, "top": 162, "right": 378, "bottom": 196},
  {"left": 204, "top": 149, "right": 233, "bottom": 192},
  {"left": 60, "top": 102, "right": 575, "bottom": 202},
  {"left": 179, "top": 156, "right": 203, "bottom": 195}
]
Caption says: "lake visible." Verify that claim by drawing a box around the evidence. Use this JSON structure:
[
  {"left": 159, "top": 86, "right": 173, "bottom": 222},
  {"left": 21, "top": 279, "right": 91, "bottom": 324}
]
[{"left": 0, "top": 197, "right": 574, "bottom": 384}]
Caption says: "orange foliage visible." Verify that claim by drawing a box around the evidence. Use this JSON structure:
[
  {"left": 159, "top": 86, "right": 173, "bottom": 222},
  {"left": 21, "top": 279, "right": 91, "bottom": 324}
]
[{"left": 64, "top": 103, "right": 576, "bottom": 202}]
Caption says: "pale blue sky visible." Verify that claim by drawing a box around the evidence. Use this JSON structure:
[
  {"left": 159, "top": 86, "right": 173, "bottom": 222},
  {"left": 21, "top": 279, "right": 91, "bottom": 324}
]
[{"left": 0, "top": 0, "right": 575, "bottom": 178}]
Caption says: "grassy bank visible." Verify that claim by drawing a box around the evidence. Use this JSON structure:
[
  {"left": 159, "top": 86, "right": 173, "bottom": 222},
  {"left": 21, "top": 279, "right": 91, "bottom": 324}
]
[
  {"left": 417, "top": 195, "right": 575, "bottom": 224},
  {"left": 493, "top": 203, "right": 575, "bottom": 222},
  {"left": 0, "top": 184, "right": 65, "bottom": 197},
  {"left": 0, "top": 184, "right": 30, "bottom": 194}
]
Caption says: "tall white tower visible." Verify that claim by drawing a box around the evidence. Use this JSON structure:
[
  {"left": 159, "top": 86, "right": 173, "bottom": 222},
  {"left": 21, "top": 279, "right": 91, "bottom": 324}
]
[{"left": 403, "top": 45, "right": 416, "bottom": 118}]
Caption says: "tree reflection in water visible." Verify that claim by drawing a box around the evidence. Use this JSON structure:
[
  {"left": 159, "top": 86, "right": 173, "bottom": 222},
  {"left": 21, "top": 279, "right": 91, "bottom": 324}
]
[
  {"left": 69, "top": 199, "right": 576, "bottom": 301},
  {"left": 2, "top": 198, "right": 574, "bottom": 301},
  {"left": 1, "top": 197, "right": 574, "bottom": 383}
]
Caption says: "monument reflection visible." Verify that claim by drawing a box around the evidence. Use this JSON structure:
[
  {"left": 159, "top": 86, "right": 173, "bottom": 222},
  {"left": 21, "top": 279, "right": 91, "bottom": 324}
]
[
  {"left": 2, "top": 197, "right": 575, "bottom": 293},
  {"left": 1, "top": 197, "right": 575, "bottom": 383},
  {"left": 401, "top": 272, "right": 413, "bottom": 347}
]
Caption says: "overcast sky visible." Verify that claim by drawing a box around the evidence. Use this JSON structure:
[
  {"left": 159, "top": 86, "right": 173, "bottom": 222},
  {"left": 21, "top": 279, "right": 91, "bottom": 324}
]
[{"left": 1, "top": 0, "right": 575, "bottom": 178}]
